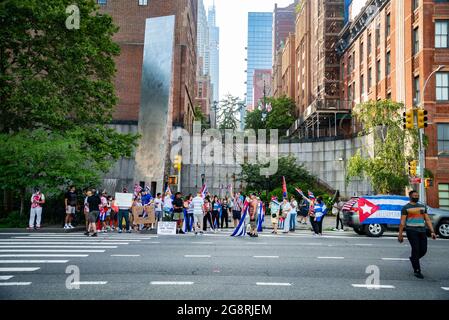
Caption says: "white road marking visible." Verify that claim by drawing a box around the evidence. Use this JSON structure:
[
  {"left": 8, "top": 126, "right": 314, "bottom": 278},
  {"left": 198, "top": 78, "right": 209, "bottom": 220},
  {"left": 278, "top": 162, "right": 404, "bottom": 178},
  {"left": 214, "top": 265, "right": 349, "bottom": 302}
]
[
  {"left": 441, "top": 287, "right": 449, "bottom": 291},
  {"left": 0, "top": 267, "right": 40, "bottom": 272},
  {"left": 382, "top": 258, "right": 409, "bottom": 261},
  {"left": 253, "top": 256, "right": 279, "bottom": 259},
  {"left": 0, "top": 246, "right": 117, "bottom": 249},
  {"left": 147, "top": 242, "right": 161, "bottom": 244},
  {"left": 71, "top": 281, "right": 107, "bottom": 285},
  {"left": 0, "top": 282, "right": 32, "bottom": 286},
  {"left": 354, "top": 244, "right": 374, "bottom": 246},
  {"left": 150, "top": 281, "right": 194, "bottom": 285},
  {"left": 317, "top": 256, "right": 345, "bottom": 259},
  {"left": 0, "top": 254, "right": 88, "bottom": 258},
  {"left": 12, "top": 237, "right": 141, "bottom": 242},
  {"left": 0, "top": 242, "right": 129, "bottom": 245},
  {"left": 256, "top": 282, "right": 291, "bottom": 286},
  {"left": 184, "top": 255, "right": 211, "bottom": 258},
  {"left": 0, "top": 250, "right": 105, "bottom": 253},
  {"left": 111, "top": 254, "right": 140, "bottom": 257},
  {"left": 0, "top": 276, "right": 14, "bottom": 280},
  {"left": 352, "top": 284, "right": 395, "bottom": 289},
  {"left": 0, "top": 260, "right": 69, "bottom": 264},
  {"left": 248, "top": 242, "right": 268, "bottom": 245},
  {"left": 192, "top": 242, "right": 214, "bottom": 244}
]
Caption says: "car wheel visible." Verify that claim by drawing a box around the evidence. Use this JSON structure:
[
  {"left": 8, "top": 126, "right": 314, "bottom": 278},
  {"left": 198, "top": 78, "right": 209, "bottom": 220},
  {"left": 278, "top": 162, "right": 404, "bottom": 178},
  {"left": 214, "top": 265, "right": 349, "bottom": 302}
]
[
  {"left": 353, "top": 226, "right": 365, "bottom": 235},
  {"left": 364, "top": 224, "right": 385, "bottom": 237},
  {"left": 437, "top": 220, "right": 449, "bottom": 239}
]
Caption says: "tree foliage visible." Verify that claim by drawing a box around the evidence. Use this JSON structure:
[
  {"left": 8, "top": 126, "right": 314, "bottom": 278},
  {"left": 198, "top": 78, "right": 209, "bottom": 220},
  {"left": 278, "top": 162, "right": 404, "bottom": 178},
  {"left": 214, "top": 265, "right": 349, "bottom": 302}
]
[
  {"left": 244, "top": 108, "right": 266, "bottom": 131},
  {"left": 346, "top": 100, "right": 419, "bottom": 194},
  {"left": 218, "top": 94, "right": 244, "bottom": 130},
  {"left": 194, "top": 106, "right": 210, "bottom": 132}
]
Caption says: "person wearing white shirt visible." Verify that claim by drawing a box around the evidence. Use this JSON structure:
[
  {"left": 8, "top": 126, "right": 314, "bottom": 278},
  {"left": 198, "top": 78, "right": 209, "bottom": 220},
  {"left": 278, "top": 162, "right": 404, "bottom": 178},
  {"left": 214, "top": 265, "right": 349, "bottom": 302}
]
[
  {"left": 281, "top": 198, "right": 292, "bottom": 234},
  {"left": 191, "top": 192, "right": 205, "bottom": 235},
  {"left": 289, "top": 196, "right": 298, "bottom": 232},
  {"left": 154, "top": 193, "right": 163, "bottom": 222}
]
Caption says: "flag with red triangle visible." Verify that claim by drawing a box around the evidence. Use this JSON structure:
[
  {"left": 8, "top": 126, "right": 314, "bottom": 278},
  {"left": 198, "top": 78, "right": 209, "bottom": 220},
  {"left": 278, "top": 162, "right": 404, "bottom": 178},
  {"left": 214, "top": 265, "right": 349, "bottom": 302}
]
[{"left": 357, "top": 198, "right": 380, "bottom": 223}]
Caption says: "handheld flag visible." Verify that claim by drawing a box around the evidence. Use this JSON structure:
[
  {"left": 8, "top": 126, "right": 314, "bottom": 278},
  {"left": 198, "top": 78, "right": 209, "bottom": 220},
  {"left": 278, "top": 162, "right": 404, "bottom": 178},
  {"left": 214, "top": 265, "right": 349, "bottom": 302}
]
[
  {"left": 200, "top": 184, "right": 208, "bottom": 199},
  {"left": 282, "top": 176, "right": 288, "bottom": 199},
  {"left": 231, "top": 201, "right": 249, "bottom": 237},
  {"left": 257, "top": 202, "right": 265, "bottom": 232},
  {"left": 295, "top": 188, "right": 305, "bottom": 197},
  {"left": 308, "top": 191, "right": 315, "bottom": 199}
]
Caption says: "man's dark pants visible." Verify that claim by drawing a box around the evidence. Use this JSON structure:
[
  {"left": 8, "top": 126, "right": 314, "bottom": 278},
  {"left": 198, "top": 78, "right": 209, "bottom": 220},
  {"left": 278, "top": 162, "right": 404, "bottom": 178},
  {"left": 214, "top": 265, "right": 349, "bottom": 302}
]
[{"left": 406, "top": 228, "right": 428, "bottom": 272}]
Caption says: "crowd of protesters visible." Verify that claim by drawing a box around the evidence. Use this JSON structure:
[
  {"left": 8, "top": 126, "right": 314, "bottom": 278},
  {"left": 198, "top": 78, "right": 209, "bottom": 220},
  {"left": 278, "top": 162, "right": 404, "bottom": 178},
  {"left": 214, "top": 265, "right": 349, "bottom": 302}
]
[{"left": 27, "top": 185, "right": 346, "bottom": 238}]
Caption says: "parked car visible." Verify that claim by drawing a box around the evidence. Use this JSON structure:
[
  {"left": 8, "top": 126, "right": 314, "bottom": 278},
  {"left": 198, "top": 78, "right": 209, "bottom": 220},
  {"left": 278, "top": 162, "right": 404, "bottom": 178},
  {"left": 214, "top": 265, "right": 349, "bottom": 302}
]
[{"left": 342, "top": 195, "right": 449, "bottom": 238}]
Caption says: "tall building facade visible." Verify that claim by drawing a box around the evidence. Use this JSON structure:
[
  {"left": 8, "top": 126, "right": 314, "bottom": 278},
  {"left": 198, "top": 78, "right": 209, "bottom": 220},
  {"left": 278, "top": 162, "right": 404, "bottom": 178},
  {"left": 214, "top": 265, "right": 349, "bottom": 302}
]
[
  {"left": 246, "top": 12, "right": 273, "bottom": 110},
  {"left": 197, "top": 0, "right": 209, "bottom": 75},
  {"left": 281, "top": 33, "right": 296, "bottom": 102},
  {"left": 253, "top": 69, "right": 272, "bottom": 108},
  {"left": 337, "top": 0, "right": 449, "bottom": 209},
  {"left": 208, "top": 3, "right": 220, "bottom": 103},
  {"left": 273, "top": 1, "right": 299, "bottom": 64}
]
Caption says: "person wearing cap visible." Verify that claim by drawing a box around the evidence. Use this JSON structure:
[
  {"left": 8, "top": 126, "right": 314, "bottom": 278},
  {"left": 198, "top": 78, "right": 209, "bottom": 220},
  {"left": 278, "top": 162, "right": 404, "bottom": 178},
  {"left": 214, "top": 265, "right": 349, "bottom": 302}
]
[
  {"left": 28, "top": 187, "right": 45, "bottom": 230},
  {"left": 270, "top": 196, "right": 281, "bottom": 234}
]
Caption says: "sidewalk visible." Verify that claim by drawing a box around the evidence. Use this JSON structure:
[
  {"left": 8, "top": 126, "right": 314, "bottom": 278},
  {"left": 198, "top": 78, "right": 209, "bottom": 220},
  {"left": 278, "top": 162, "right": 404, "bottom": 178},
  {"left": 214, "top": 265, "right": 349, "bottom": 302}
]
[
  {"left": 0, "top": 225, "right": 85, "bottom": 233},
  {"left": 262, "top": 214, "right": 348, "bottom": 231}
]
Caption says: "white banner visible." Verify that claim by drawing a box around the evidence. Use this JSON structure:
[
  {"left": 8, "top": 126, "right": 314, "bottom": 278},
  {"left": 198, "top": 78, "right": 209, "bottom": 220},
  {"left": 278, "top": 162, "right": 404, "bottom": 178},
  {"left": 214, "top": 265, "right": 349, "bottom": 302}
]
[{"left": 114, "top": 193, "right": 133, "bottom": 208}]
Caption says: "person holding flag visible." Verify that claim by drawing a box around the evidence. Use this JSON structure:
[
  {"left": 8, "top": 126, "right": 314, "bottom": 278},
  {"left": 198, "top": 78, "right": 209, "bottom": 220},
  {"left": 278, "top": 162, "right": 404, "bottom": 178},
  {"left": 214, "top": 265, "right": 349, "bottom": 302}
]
[
  {"left": 247, "top": 193, "right": 259, "bottom": 237},
  {"left": 281, "top": 197, "right": 292, "bottom": 233},
  {"left": 231, "top": 198, "right": 249, "bottom": 237},
  {"left": 270, "top": 196, "right": 281, "bottom": 234},
  {"left": 231, "top": 192, "right": 243, "bottom": 228}
]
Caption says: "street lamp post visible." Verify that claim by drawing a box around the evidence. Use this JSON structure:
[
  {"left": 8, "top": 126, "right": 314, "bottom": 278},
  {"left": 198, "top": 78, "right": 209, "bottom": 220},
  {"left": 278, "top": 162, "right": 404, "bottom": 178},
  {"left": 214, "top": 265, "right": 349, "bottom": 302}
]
[{"left": 419, "top": 65, "right": 444, "bottom": 204}]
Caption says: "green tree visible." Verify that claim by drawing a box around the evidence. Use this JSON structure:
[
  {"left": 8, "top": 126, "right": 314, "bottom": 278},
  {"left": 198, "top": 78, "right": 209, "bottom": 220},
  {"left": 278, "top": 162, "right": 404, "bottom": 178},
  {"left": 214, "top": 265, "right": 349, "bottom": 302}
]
[
  {"left": 218, "top": 94, "right": 244, "bottom": 130},
  {"left": 194, "top": 106, "right": 210, "bottom": 132},
  {"left": 346, "top": 100, "right": 419, "bottom": 194},
  {"left": 244, "top": 108, "right": 266, "bottom": 131},
  {"left": 0, "top": 0, "right": 139, "bottom": 214},
  {"left": 265, "top": 96, "right": 296, "bottom": 136}
]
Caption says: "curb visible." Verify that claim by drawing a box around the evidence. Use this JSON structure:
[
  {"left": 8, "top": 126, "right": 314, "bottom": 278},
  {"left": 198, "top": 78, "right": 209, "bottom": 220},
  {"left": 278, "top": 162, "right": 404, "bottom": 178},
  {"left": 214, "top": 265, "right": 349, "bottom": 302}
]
[{"left": 0, "top": 227, "right": 85, "bottom": 233}]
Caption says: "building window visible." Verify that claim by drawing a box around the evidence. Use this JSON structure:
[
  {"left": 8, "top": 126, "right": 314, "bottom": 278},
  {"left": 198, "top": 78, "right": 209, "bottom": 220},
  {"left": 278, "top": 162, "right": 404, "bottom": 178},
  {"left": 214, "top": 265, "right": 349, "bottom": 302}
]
[
  {"left": 376, "top": 26, "right": 380, "bottom": 47},
  {"left": 413, "top": 0, "right": 419, "bottom": 10},
  {"left": 436, "top": 72, "right": 449, "bottom": 101},
  {"left": 138, "top": 0, "right": 148, "bottom": 5},
  {"left": 439, "top": 184, "right": 449, "bottom": 210},
  {"left": 368, "top": 33, "right": 372, "bottom": 54},
  {"left": 360, "top": 42, "right": 364, "bottom": 64},
  {"left": 386, "top": 14, "right": 391, "bottom": 37},
  {"left": 348, "top": 84, "right": 353, "bottom": 102},
  {"left": 377, "top": 60, "right": 381, "bottom": 83},
  {"left": 413, "top": 27, "right": 420, "bottom": 55},
  {"left": 360, "top": 74, "right": 365, "bottom": 96},
  {"left": 348, "top": 55, "right": 352, "bottom": 73},
  {"left": 386, "top": 52, "right": 391, "bottom": 76},
  {"left": 438, "top": 124, "right": 449, "bottom": 157},
  {"left": 414, "top": 76, "right": 420, "bottom": 106},
  {"left": 97, "top": 0, "right": 107, "bottom": 4},
  {"left": 368, "top": 67, "right": 372, "bottom": 89},
  {"left": 435, "top": 20, "right": 449, "bottom": 48}
]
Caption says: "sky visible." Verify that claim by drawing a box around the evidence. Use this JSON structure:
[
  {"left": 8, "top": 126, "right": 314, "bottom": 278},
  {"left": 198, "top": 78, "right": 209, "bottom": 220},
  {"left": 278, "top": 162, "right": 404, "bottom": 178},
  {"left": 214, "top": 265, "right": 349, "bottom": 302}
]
[{"left": 203, "top": 0, "right": 295, "bottom": 102}]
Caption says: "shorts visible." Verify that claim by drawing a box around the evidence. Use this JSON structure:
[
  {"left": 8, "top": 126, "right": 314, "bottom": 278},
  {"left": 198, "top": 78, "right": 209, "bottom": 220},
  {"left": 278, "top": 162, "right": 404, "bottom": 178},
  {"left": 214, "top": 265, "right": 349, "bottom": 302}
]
[
  {"left": 232, "top": 210, "right": 241, "bottom": 220},
  {"left": 249, "top": 218, "right": 257, "bottom": 229},
  {"left": 299, "top": 211, "right": 308, "bottom": 217},
  {"left": 193, "top": 214, "right": 202, "bottom": 225},
  {"left": 88, "top": 211, "right": 99, "bottom": 223},
  {"left": 173, "top": 211, "right": 183, "bottom": 221},
  {"left": 156, "top": 211, "right": 162, "bottom": 220},
  {"left": 66, "top": 205, "right": 76, "bottom": 214}
]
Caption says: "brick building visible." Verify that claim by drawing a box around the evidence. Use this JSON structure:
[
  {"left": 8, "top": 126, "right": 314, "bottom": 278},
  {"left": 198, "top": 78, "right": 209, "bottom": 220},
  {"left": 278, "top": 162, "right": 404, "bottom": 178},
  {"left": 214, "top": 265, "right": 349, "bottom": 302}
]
[
  {"left": 273, "top": 1, "right": 299, "bottom": 64},
  {"left": 281, "top": 33, "right": 296, "bottom": 102},
  {"left": 253, "top": 69, "right": 272, "bottom": 108},
  {"left": 337, "top": 0, "right": 449, "bottom": 209},
  {"left": 98, "top": 0, "right": 197, "bottom": 132},
  {"left": 195, "top": 57, "right": 212, "bottom": 119}
]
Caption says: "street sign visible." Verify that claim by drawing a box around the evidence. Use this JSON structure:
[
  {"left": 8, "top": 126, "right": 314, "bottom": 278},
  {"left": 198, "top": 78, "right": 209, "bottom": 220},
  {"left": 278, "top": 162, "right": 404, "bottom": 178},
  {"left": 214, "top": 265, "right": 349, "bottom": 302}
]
[
  {"left": 410, "top": 178, "right": 422, "bottom": 184},
  {"left": 157, "top": 222, "right": 177, "bottom": 235}
]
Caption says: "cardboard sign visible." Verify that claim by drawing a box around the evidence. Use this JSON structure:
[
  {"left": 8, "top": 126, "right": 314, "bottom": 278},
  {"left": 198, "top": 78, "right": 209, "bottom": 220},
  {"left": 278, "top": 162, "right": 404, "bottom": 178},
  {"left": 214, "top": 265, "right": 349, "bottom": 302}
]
[
  {"left": 157, "top": 221, "right": 177, "bottom": 235},
  {"left": 132, "top": 205, "right": 156, "bottom": 225},
  {"left": 115, "top": 193, "right": 133, "bottom": 208}
]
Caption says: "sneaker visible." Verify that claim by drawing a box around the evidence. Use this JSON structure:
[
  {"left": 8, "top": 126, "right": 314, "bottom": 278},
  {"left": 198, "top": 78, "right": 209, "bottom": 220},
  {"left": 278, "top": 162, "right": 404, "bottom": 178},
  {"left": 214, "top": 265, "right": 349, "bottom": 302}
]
[
  {"left": 118, "top": 229, "right": 122, "bottom": 234},
  {"left": 414, "top": 272, "right": 424, "bottom": 279},
  {"left": 26, "top": 227, "right": 34, "bottom": 230},
  {"left": 64, "top": 225, "right": 69, "bottom": 229},
  {"left": 194, "top": 232, "right": 198, "bottom": 235},
  {"left": 84, "top": 232, "right": 90, "bottom": 236},
  {"left": 339, "top": 229, "right": 345, "bottom": 232},
  {"left": 68, "top": 224, "right": 74, "bottom": 229},
  {"left": 332, "top": 228, "right": 338, "bottom": 231},
  {"left": 179, "top": 230, "right": 185, "bottom": 234},
  {"left": 91, "top": 233, "right": 98, "bottom": 237},
  {"left": 127, "top": 230, "right": 132, "bottom": 233},
  {"left": 253, "top": 234, "right": 259, "bottom": 237}
]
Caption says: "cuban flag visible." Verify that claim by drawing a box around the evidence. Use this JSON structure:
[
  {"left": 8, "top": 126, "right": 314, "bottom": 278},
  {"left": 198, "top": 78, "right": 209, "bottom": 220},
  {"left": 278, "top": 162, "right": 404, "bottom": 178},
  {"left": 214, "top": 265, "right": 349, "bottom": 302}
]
[
  {"left": 357, "top": 195, "right": 409, "bottom": 224},
  {"left": 200, "top": 184, "right": 208, "bottom": 199},
  {"left": 282, "top": 176, "right": 288, "bottom": 199},
  {"left": 257, "top": 202, "right": 265, "bottom": 232},
  {"left": 295, "top": 188, "right": 305, "bottom": 197},
  {"left": 134, "top": 183, "right": 142, "bottom": 196},
  {"left": 182, "top": 208, "right": 189, "bottom": 233},
  {"left": 231, "top": 201, "right": 249, "bottom": 237}
]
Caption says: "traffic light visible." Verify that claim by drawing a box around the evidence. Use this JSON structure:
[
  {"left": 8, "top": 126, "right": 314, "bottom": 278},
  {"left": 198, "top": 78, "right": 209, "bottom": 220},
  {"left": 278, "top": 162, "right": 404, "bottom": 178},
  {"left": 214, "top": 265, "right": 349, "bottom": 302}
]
[
  {"left": 403, "top": 110, "right": 414, "bottom": 130},
  {"left": 173, "top": 155, "right": 182, "bottom": 171},
  {"left": 424, "top": 178, "right": 433, "bottom": 188},
  {"left": 417, "top": 109, "right": 428, "bottom": 129},
  {"left": 408, "top": 160, "right": 417, "bottom": 177}
]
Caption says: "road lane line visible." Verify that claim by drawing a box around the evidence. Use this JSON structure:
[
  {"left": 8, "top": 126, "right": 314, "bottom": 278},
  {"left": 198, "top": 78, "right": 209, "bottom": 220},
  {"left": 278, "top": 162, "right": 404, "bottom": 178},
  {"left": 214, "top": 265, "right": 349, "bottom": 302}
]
[
  {"left": 0, "top": 254, "right": 88, "bottom": 258},
  {"left": 0, "top": 267, "right": 40, "bottom": 272},
  {"left": 0, "top": 276, "right": 14, "bottom": 280},
  {"left": 150, "top": 281, "right": 194, "bottom": 285},
  {"left": 12, "top": 237, "right": 141, "bottom": 242},
  {"left": 0, "top": 242, "right": 129, "bottom": 245},
  {"left": 111, "top": 254, "right": 140, "bottom": 257},
  {"left": 441, "top": 287, "right": 449, "bottom": 291},
  {"left": 192, "top": 242, "right": 214, "bottom": 244},
  {"left": 0, "top": 260, "right": 69, "bottom": 263},
  {"left": 0, "top": 246, "right": 117, "bottom": 249},
  {"left": 0, "top": 282, "right": 32, "bottom": 286},
  {"left": 0, "top": 250, "right": 105, "bottom": 253},
  {"left": 317, "top": 256, "right": 345, "bottom": 259},
  {"left": 354, "top": 244, "right": 374, "bottom": 246},
  {"left": 253, "top": 256, "right": 279, "bottom": 259},
  {"left": 256, "top": 282, "right": 291, "bottom": 286},
  {"left": 71, "top": 281, "right": 107, "bottom": 285},
  {"left": 184, "top": 255, "right": 211, "bottom": 258},
  {"left": 352, "top": 284, "right": 395, "bottom": 289},
  {"left": 382, "top": 258, "right": 409, "bottom": 261}
]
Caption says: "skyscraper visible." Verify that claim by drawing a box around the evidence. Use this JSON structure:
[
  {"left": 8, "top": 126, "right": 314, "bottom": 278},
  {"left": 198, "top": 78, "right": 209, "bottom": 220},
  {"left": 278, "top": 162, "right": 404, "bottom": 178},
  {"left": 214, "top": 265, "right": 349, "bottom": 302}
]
[
  {"left": 246, "top": 12, "right": 273, "bottom": 110},
  {"left": 208, "top": 3, "right": 220, "bottom": 104},
  {"left": 197, "top": 0, "right": 209, "bottom": 75}
]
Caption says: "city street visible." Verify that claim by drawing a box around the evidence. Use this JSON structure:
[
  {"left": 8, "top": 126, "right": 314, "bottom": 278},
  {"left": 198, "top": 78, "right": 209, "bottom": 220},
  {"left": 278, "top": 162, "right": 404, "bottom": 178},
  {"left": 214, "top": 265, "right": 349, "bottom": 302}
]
[{"left": 0, "top": 230, "right": 448, "bottom": 300}]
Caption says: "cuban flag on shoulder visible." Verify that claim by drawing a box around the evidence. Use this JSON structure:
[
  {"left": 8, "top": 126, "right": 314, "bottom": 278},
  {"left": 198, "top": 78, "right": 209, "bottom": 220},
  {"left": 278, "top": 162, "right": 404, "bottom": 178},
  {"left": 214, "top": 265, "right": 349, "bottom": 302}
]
[
  {"left": 231, "top": 201, "right": 249, "bottom": 237},
  {"left": 257, "top": 202, "right": 265, "bottom": 232}
]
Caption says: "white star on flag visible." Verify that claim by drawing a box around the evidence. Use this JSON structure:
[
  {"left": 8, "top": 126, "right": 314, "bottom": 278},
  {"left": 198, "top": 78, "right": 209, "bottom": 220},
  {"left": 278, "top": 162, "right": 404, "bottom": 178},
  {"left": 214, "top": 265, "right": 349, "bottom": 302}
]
[{"left": 360, "top": 203, "right": 373, "bottom": 214}]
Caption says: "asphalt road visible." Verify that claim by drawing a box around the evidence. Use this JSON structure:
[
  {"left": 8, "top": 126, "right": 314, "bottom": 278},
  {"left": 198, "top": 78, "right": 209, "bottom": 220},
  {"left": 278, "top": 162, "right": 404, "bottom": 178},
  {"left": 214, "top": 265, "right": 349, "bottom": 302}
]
[{"left": 0, "top": 229, "right": 448, "bottom": 300}]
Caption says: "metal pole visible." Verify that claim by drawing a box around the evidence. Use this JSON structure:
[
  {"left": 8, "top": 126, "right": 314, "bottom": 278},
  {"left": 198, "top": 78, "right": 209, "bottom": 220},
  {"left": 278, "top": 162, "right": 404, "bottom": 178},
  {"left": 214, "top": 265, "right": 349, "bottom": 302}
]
[
  {"left": 178, "top": 167, "right": 181, "bottom": 193},
  {"left": 419, "top": 65, "right": 444, "bottom": 204}
]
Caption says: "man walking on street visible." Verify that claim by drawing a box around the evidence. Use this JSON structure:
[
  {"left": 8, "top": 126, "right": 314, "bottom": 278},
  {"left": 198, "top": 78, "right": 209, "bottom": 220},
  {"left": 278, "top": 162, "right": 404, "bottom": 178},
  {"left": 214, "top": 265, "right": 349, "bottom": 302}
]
[
  {"left": 399, "top": 190, "right": 437, "bottom": 279},
  {"left": 28, "top": 187, "right": 45, "bottom": 230},
  {"left": 64, "top": 186, "right": 77, "bottom": 229},
  {"left": 85, "top": 189, "right": 101, "bottom": 237}
]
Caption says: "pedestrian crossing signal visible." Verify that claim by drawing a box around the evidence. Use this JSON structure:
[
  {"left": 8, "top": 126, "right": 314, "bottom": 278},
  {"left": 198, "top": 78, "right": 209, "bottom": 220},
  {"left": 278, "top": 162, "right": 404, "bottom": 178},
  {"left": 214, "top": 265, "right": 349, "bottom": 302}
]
[{"left": 417, "top": 109, "right": 428, "bottom": 129}]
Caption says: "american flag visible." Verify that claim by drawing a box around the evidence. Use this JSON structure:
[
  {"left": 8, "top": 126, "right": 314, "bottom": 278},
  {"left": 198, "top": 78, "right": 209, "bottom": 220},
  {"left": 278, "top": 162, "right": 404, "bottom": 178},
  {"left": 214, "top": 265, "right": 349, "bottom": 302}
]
[{"left": 342, "top": 198, "right": 358, "bottom": 211}]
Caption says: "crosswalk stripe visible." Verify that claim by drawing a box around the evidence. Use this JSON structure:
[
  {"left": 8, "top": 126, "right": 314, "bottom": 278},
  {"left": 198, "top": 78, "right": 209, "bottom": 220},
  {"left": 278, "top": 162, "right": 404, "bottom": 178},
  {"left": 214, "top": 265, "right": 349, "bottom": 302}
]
[
  {"left": 381, "top": 258, "right": 409, "bottom": 261},
  {"left": 0, "top": 242, "right": 129, "bottom": 245},
  {"left": 0, "top": 250, "right": 105, "bottom": 253},
  {"left": 256, "top": 282, "right": 291, "bottom": 286},
  {"left": 352, "top": 284, "right": 395, "bottom": 289},
  {"left": 184, "top": 255, "right": 211, "bottom": 258},
  {"left": 0, "top": 246, "right": 117, "bottom": 249},
  {"left": 0, "top": 282, "right": 32, "bottom": 286},
  {"left": 0, "top": 254, "right": 88, "bottom": 258},
  {"left": 442, "top": 287, "right": 449, "bottom": 291},
  {"left": 150, "top": 281, "right": 194, "bottom": 285},
  {"left": 71, "top": 281, "right": 107, "bottom": 285},
  {"left": 0, "top": 276, "right": 14, "bottom": 280},
  {"left": 0, "top": 260, "right": 69, "bottom": 263},
  {"left": 253, "top": 256, "right": 279, "bottom": 258},
  {"left": 317, "top": 256, "right": 345, "bottom": 259},
  {"left": 111, "top": 254, "right": 140, "bottom": 257},
  {"left": 12, "top": 237, "right": 141, "bottom": 242},
  {"left": 0, "top": 267, "right": 40, "bottom": 272}
]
